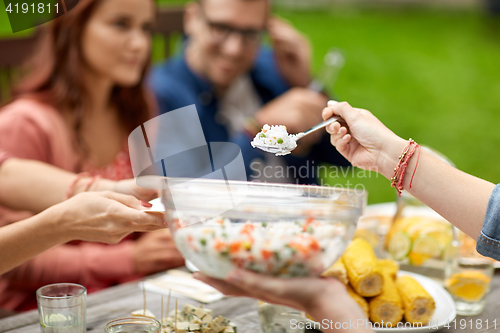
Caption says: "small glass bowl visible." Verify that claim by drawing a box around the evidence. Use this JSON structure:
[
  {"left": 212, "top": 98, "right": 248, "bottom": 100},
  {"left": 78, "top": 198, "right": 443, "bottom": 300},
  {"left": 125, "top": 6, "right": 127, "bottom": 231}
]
[{"left": 104, "top": 317, "right": 161, "bottom": 333}]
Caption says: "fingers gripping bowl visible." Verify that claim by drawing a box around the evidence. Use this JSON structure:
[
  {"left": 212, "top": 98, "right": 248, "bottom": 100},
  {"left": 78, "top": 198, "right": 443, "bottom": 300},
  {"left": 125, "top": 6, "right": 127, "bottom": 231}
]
[{"left": 161, "top": 178, "right": 365, "bottom": 279}]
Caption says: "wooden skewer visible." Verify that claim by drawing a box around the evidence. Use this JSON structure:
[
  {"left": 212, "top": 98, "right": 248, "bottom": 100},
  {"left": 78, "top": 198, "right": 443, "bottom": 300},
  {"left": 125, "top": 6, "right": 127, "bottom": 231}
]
[
  {"left": 175, "top": 298, "right": 178, "bottom": 333},
  {"left": 166, "top": 289, "right": 171, "bottom": 318},
  {"left": 160, "top": 296, "right": 164, "bottom": 327},
  {"left": 143, "top": 282, "right": 147, "bottom": 316}
]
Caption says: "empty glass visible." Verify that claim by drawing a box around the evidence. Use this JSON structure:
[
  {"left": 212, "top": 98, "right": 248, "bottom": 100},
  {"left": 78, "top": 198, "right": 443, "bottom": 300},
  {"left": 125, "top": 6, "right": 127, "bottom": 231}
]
[{"left": 36, "top": 283, "right": 86, "bottom": 333}]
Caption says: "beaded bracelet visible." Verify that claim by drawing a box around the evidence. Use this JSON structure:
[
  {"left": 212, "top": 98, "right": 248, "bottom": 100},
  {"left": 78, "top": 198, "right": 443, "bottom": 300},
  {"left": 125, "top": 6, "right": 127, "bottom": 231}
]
[{"left": 390, "top": 139, "right": 421, "bottom": 196}]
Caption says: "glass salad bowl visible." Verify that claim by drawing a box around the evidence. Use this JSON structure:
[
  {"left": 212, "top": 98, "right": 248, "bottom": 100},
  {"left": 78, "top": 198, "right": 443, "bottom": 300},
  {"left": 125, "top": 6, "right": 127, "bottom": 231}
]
[{"left": 161, "top": 178, "right": 366, "bottom": 279}]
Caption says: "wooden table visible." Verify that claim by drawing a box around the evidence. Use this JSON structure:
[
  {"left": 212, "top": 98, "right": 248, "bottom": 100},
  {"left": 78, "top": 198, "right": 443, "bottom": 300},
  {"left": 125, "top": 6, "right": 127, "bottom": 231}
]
[{"left": 2, "top": 271, "right": 500, "bottom": 333}]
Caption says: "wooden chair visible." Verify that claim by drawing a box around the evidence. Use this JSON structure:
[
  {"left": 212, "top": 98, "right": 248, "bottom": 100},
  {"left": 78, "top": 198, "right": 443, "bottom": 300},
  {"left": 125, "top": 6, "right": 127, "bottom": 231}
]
[{"left": 0, "top": 6, "right": 184, "bottom": 105}]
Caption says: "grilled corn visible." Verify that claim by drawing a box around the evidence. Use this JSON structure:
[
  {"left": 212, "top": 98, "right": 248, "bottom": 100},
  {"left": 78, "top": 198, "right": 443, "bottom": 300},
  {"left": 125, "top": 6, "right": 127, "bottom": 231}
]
[
  {"left": 378, "top": 259, "right": 399, "bottom": 280},
  {"left": 369, "top": 274, "right": 404, "bottom": 327},
  {"left": 343, "top": 238, "right": 384, "bottom": 297},
  {"left": 396, "top": 276, "right": 435, "bottom": 324},
  {"left": 321, "top": 259, "right": 348, "bottom": 285}
]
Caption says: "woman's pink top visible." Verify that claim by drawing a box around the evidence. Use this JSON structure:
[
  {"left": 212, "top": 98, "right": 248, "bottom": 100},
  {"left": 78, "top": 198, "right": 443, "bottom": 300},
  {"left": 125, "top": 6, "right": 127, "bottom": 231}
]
[{"left": 0, "top": 98, "right": 142, "bottom": 311}]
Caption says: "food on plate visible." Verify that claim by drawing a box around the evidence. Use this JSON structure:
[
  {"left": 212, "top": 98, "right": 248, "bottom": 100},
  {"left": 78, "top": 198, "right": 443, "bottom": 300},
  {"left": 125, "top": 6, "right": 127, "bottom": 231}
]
[
  {"left": 378, "top": 259, "right": 399, "bottom": 280},
  {"left": 321, "top": 259, "right": 348, "bottom": 285},
  {"left": 174, "top": 217, "right": 347, "bottom": 278},
  {"left": 346, "top": 285, "right": 369, "bottom": 318},
  {"left": 319, "top": 245, "right": 436, "bottom": 328},
  {"left": 131, "top": 309, "right": 156, "bottom": 319},
  {"left": 396, "top": 276, "right": 436, "bottom": 324},
  {"left": 250, "top": 124, "right": 300, "bottom": 156},
  {"left": 445, "top": 271, "right": 492, "bottom": 302},
  {"left": 161, "top": 303, "right": 237, "bottom": 333},
  {"left": 342, "top": 238, "right": 384, "bottom": 297},
  {"left": 368, "top": 273, "right": 404, "bottom": 327},
  {"left": 386, "top": 216, "right": 453, "bottom": 266}
]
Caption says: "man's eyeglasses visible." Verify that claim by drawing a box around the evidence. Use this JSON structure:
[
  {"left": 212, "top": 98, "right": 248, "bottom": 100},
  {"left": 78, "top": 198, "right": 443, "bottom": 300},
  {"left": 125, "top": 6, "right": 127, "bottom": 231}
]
[{"left": 198, "top": 9, "right": 266, "bottom": 47}]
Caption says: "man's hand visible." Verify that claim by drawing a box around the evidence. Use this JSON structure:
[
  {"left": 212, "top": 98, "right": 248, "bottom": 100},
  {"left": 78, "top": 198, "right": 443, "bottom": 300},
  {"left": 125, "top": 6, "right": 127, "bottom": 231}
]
[
  {"left": 254, "top": 88, "right": 326, "bottom": 152},
  {"left": 268, "top": 17, "right": 312, "bottom": 88},
  {"left": 132, "top": 229, "right": 185, "bottom": 275}
]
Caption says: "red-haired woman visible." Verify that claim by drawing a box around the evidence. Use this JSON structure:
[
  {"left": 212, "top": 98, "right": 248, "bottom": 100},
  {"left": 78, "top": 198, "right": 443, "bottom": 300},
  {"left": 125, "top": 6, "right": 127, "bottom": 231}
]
[{"left": 0, "top": 0, "right": 184, "bottom": 311}]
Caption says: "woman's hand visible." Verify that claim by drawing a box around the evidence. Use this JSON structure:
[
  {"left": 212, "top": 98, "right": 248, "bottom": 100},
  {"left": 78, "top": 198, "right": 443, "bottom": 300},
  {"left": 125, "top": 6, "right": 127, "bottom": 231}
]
[
  {"left": 54, "top": 191, "right": 166, "bottom": 244},
  {"left": 323, "top": 101, "right": 407, "bottom": 179},
  {"left": 194, "top": 269, "right": 371, "bottom": 333}
]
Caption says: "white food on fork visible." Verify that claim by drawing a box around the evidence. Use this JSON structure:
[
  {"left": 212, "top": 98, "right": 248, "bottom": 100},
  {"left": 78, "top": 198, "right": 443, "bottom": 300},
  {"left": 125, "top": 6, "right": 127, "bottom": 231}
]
[
  {"left": 251, "top": 117, "right": 341, "bottom": 156},
  {"left": 250, "top": 124, "right": 299, "bottom": 156}
]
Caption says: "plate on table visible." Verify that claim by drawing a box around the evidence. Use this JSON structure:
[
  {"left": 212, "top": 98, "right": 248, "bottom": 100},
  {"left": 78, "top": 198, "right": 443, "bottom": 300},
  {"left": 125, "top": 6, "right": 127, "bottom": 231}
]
[
  {"left": 306, "top": 271, "right": 455, "bottom": 333},
  {"left": 373, "top": 271, "right": 456, "bottom": 333}
]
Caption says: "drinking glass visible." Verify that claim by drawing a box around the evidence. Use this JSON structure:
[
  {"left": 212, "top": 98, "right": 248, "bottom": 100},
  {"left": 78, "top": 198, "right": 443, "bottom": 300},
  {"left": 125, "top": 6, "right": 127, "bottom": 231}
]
[
  {"left": 445, "top": 256, "right": 494, "bottom": 316},
  {"left": 36, "top": 283, "right": 86, "bottom": 333},
  {"left": 104, "top": 317, "right": 161, "bottom": 333},
  {"left": 258, "top": 301, "right": 309, "bottom": 333}
]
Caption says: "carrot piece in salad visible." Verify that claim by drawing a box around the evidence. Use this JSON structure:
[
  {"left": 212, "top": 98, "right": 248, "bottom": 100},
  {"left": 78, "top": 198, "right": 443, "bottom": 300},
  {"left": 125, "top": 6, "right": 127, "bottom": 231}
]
[
  {"left": 229, "top": 242, "right": 242, "bottom": 254},
  {"left": 308, "top": 238, "right": 321, "bottom": 252},
  {"left": 240, "top": 224, "right": 255, "bottom": 235},
  {"left": 262, "top": 250, "right": 273, "bottom": 260},
  {"left": 213, "top": 239, "right": 227, "bottom": 251},
  {"left": 302, "top": 217, "right": 315, "bottom": 232}
]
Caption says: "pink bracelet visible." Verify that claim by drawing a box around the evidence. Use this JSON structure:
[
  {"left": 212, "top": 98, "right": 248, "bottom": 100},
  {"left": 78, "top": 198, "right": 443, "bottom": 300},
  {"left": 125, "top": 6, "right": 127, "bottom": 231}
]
[
  {"left": 83, "top": 175, "right": 101, "bottom": 192},
  {"left": 66, "top": 172, "right": 90, "bottom": 200},
  {"left": 390, "top": 139, "right": 421, "bottom": 196}
]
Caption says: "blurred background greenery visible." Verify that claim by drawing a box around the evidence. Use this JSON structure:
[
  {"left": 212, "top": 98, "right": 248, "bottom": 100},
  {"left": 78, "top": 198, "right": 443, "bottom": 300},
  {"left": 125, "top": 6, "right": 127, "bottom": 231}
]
[{"left": 1, "top": 0, "right": 499, "bottom": 204}]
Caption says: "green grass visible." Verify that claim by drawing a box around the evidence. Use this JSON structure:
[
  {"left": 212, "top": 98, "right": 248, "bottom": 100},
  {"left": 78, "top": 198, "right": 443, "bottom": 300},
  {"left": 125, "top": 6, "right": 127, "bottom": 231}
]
[
  {"left": 1, "top": 4, "right": 500, "bottom": 204},
  {"left": 0, "top": 1, "right": 10, "bottom": 34}
]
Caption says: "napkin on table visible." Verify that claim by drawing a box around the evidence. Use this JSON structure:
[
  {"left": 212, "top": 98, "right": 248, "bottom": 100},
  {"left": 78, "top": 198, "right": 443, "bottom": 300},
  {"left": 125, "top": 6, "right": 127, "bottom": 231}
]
[{"left": 142, "top": 269, "right": 225, "bottom": 303}]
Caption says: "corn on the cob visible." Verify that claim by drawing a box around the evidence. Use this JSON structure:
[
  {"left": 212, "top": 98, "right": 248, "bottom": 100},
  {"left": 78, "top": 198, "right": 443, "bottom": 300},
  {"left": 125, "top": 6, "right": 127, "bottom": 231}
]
[
  {"left": 369, "top": 273, "right": 404, "bottom": 327},
  {"left": 346, "top": 285, "right": 369, "bottom": 318},
  {"left": 342, "top": 238, "right": 384, "bottom": 297},
  {"left": 378, "top": 259, "right": 399, "bottom": 280},
  {"left": 396, "top": 276, "right": 435, "bottom": 324},
  {"left": 321, "top": 259, "right": 348, "bottom": 285}
]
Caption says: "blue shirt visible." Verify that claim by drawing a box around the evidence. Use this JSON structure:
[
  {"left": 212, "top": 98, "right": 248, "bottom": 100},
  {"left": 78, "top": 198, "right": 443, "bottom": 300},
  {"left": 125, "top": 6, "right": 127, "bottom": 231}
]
[
  {"left": 477, "top": 184, "right": 500, "bottom": 261},
  {"left": 148, "top": 47, "right": 350, "bottom": 184}
]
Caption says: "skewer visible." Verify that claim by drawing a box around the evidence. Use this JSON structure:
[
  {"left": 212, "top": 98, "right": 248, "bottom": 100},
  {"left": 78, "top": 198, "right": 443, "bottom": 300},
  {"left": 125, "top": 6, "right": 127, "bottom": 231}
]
[
  {"left": 175, "top": 298, "right": 178, "bottom": 333},
  {"left": 166, "top": 289, "right": 171, "bottom": 319},
  {"left": 160, "top": 296, "right": 164, "bottom": 328},
  {"left": 143, "top": 282, "right": 147, "bottom": 316}
]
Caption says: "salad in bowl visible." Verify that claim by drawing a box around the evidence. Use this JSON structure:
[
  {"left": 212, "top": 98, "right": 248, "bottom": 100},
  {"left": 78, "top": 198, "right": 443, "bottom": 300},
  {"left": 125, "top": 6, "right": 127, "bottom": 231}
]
[{"left": 161, "top": 178, "right": 365, "bottom": 279}]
